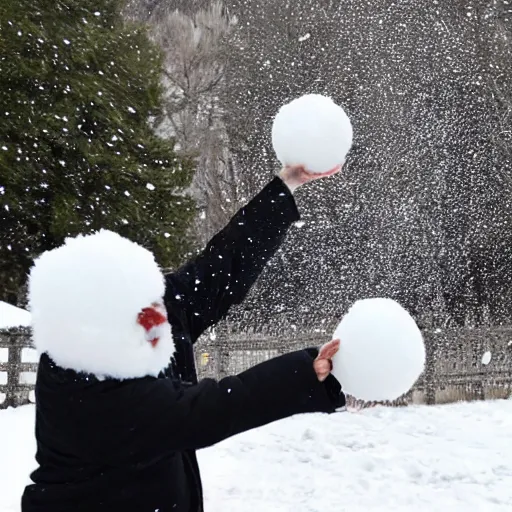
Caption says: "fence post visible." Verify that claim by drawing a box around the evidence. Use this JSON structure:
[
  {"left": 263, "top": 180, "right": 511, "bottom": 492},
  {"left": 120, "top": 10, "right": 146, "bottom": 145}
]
[
  {"left": 6, "top": 332, "right": 23, "bottom": 408},
  {"left": 215, "top": 323, "right": 230, "bottom": 379},
  {"left": 424, "top": 330, "right": 438, "bottom": 405},
  {"left": 0, "top": 328, "right": 36, "bottom": 409},
  {"left": 0, "top": 331, "right": 8, "bottom": 409}
]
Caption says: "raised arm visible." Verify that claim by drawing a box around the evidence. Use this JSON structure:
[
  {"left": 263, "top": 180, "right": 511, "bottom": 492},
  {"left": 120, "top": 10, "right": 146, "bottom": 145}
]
[
  {"left": 164, "top": 165, "right": 341, "bottom": 343},
  {"left": 164, "top": 176, "right": 299, "bottom": 343}
]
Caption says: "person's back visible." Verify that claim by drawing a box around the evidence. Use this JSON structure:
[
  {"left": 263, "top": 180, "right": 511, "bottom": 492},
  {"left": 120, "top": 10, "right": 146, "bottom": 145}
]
[{"left": 24, "top": 355, "right": 197, "bottom": 512}]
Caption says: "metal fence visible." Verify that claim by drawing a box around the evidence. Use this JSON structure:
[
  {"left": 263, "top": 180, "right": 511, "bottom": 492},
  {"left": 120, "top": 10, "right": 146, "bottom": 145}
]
[
  {"left": 1, "top": 324, "right": 512, "bottom": 409},
  {"left": 193, "top": 324, "right": 512, "bottom": 406},
  {"left": 0, "top": 327, "right": 38, "bottom": 408}
]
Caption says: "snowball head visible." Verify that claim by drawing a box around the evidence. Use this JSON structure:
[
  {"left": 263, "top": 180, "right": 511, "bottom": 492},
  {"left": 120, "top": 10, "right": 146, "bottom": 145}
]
[
  {"left": 331, "top": 298, "right": 426, "bottom": 401},
  {"left": 272, "top": 94, "right": 353, "bottom": 173},
  {"left": 29, "top": 230, "right": 175, "bottom": 380}
]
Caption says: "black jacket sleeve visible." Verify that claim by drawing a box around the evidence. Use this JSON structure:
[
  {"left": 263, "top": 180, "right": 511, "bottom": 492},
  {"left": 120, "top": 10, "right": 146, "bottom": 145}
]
[
  {"left": 164, "top": 177, "right": 300, "bottom": 343},
  {"left": 137, "top": 350, "right": 345, "bottom": 455}
]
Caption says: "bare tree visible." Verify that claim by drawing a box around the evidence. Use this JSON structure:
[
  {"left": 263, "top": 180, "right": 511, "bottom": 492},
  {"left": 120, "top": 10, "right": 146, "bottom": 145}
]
[{"left": 141, "top": 2, "right": 244, "bottom": 245}]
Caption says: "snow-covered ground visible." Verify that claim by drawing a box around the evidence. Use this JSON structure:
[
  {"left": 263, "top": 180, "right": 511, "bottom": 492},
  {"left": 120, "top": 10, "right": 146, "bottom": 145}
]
[
  {"left": 0, "top": 302, "right": 31, "bottom": 329},
  {"left": 1, "top": 401, "right": 511, "bottom": 511}
]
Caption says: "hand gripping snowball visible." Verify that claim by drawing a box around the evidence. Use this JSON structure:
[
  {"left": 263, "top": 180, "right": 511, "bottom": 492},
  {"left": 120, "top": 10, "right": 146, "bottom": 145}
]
[
  {"left": 272, "top": 94, "right": 353, "bottom": 174},
  {"left": 331, "top": 298, "right": 425, "bottom": 402}
]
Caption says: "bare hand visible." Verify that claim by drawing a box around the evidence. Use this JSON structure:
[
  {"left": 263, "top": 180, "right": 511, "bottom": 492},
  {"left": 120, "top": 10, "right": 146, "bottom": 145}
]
[
  {"left": 279, "top": 163, "right": 342, "bottom": 192},
  {"left": 313, "top": 339, "right": 340, "bottom": 382}
]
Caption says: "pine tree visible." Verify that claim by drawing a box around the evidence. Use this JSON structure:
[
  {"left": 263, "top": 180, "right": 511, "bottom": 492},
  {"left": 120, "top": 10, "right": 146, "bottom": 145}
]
[{"left": 0, "top": 0, "right": 195, "bottom": 304}]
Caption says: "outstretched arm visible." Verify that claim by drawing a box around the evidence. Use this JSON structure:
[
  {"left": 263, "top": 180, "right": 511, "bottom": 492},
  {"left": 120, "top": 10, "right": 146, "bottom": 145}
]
[
  {"left": 135, "top": 340, "right": 345, "bottom": 456},
  {"left": 165, "top": 165, "right": 341, "bottom": 343}
]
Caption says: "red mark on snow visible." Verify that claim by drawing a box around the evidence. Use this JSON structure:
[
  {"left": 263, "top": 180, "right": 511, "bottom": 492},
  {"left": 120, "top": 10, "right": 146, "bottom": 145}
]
[{"left": 137, "top": 305, "right": 167, "bottom": 347}]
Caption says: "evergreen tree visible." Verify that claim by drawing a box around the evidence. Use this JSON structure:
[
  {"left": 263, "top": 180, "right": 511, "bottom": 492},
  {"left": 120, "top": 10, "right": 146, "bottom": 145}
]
[{"left": 0, "top": 0, "right": 195, "bottom": 304}]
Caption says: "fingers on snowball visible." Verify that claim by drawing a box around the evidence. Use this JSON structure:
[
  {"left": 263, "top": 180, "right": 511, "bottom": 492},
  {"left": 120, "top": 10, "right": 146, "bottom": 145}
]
[
  {"left": 331, "top": 298, "right": 426, "bottom": 401},
  {"left": 272, "top": 94, "right": 353, "bottom": 174}
]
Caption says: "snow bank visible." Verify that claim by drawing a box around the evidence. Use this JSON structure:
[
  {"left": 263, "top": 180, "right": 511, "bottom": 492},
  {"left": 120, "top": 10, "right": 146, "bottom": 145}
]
[
  {"left": 0, "top": 406, "right": 36, "bottom": 512},
  {"left": 28, "top": 230, "right": 175, "bottom": 379},
  {"left": 200, "top": 400, "right": 512, "bottom": 512},
  {"left": 332, "top": 298, "right": 425, "bottom": 401},
  {"left": 0, "top": 302, "right": 31, "bottom": 330},
  {"left": 272, "top": 94, "right": 353, "bottom": 173},
  {"left": 2, "top": 401, "right": 511, "bottom": 512}
]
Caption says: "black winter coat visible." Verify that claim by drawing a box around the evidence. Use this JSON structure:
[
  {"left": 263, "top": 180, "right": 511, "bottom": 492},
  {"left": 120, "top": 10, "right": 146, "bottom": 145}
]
[{"left": 21, "top": 178, "right": 346, "bottom": 512}]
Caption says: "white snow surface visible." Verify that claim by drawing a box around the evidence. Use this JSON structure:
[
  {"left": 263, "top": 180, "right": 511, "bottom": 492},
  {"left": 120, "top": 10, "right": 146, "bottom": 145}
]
[
  {"left": 1, "top": 401, "right": 512, "bottom": 511},
  {"left": 272, "top": 94, "right": 353, "bottom": 173},
  {"left": 28, "top": 229, "right": 175, "bottom": 379},
  {"left": 0, "top": 302, "right": 31, "bottom": 329},
  {"left": 332, "top": 298, "right": 426, "bottom": 401}
]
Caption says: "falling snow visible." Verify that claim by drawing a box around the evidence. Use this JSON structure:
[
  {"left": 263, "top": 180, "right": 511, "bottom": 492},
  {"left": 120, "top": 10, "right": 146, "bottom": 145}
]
[
  {"left": 172, "top": 0, "right": 512, "bottom": 331},
  {"left": 482, "top": 351, "right": 492, "bottom": 365},
  {"left": 1, "top": 2, "right": 512, "bottom": 511}
]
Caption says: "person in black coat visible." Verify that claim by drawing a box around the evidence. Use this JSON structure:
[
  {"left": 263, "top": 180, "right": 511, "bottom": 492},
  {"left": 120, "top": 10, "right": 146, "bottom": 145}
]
[{"left": 21, "top": 165, "right": 346, "bottom": 512}]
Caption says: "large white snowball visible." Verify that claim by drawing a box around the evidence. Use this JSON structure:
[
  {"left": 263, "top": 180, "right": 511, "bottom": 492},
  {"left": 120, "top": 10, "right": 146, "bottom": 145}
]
[
  {"left": 29, "top": 230, "right": 175, "bottom": 380},
  {"left": 272, "top": 94, "right": 353, "bottom": 173},
  {"left": 331, "top": 298, "right": 426, "bottom": 401}
]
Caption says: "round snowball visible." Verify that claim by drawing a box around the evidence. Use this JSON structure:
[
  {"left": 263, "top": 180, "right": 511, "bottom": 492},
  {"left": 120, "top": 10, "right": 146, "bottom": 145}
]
[
  {"left": 272, "top": 94, "right": 353, "bottom": 173},
  {"left": 331, "top": 298, "right": 426, "bottom": 401}
]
